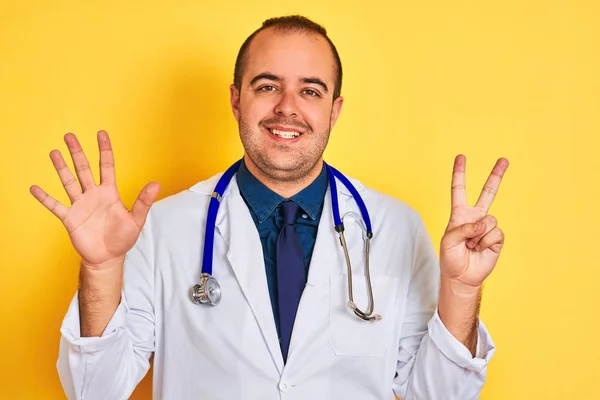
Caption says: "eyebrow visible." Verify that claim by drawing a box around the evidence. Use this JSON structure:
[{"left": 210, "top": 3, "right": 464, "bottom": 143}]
[
  {"left": 249, "top": 73, "right": 329, "bottom": 93},
  {"left": 301, "top": 77, "right": 329, "bottom": 93}
]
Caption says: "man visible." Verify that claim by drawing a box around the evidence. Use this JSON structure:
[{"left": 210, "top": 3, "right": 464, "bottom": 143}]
[{"left": 31, "top": 15, "right": 508, "bottom": 399}]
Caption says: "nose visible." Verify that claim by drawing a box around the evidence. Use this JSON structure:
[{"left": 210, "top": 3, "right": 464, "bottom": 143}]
[{"left": 274, "top": 89, "right": 299, "bottom": 117}]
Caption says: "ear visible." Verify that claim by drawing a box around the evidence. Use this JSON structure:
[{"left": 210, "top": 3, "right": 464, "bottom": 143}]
[
  {"left": 329, "top": 96, "right": 344, "bottom": 129},
  {"left": 230, "top": 84, "right": 241, "bottom": 122}
]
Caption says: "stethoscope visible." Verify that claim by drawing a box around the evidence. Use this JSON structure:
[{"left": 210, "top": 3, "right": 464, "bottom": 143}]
[{"left": 191, "top": 159, "right": 382, "bottom": 321}]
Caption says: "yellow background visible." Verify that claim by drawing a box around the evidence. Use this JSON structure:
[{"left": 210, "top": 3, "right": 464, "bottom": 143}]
[{"left": 1, "top": 1, "right": 598, "bottom": 399}]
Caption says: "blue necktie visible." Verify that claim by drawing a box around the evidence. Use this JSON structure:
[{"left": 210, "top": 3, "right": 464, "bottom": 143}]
[{"left": 276, "top": 200, "right": 306, "bottom": 363}]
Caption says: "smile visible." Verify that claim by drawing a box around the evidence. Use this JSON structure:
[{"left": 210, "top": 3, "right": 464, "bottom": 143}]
[{"left": 267, "top": 128, "right": 302, "bottom": 139}]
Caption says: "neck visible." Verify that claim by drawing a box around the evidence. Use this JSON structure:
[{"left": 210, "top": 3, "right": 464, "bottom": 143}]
[{"left": 243, "top": 155, "right": 324, "bottom": 198}]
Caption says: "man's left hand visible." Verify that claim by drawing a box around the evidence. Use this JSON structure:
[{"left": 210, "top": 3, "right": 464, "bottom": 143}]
[{"left": 440, "top": 155, "right": 509, "bottom": 292}]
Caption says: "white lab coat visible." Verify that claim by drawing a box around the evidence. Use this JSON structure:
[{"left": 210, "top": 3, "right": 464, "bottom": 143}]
[{"left": 57, "top": 171, "right": 495, "bottom": 400}]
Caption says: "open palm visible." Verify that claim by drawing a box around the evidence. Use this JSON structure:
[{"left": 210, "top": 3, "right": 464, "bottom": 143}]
[
  {"left": 440, "top": 155, "right": 509, "bottom": 288},
  {"left": 30, "top": 131, "right": 160, "bottom": 267}
]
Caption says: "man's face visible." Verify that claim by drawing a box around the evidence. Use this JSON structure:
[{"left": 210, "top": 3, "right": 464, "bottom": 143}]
[{"left": 230, "top": 28, "right": 344, "bottom": 183}]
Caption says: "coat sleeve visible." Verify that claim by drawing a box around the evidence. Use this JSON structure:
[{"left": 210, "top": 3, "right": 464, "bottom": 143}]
[
  {"left": 56, "top": 209, "right": 157, "bottom": 400},
  {"left": 392, "top": 217, "right": 496, "bottom": 400}
]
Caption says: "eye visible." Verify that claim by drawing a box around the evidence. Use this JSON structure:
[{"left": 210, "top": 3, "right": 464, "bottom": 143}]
[
  {"left": 257, "top": 85, "right": 278, "bottom": 92},
  {"left": 302, "top": 89, "right": 320, "bottom": 97}
]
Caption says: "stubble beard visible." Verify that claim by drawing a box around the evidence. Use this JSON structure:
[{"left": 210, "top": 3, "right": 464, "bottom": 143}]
[{"left": 238, "top": 113, "right": 331, "bottom": 185}]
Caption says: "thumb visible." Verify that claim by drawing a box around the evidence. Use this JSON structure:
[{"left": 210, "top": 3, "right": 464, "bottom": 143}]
[
  {"left": 131, "top": 182, "right": 160, "bottom": 228},
  {"left": 442, "top": 221, "right": 486, "bottom": 247}
]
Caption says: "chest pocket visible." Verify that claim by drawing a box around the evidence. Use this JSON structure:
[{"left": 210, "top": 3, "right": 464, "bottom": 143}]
[{"left": 328, "top": 274, "right": 400, "bottom": 358}]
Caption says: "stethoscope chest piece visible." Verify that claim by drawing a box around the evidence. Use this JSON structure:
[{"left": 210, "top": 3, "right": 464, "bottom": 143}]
[{"left": 191, "top": 273, "right": 221, "bottom": 305}]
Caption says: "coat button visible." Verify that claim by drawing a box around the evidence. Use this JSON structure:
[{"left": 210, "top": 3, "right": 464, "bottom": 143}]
[{"left": 279, "top": 381, "right": 289, "bottom": 392}]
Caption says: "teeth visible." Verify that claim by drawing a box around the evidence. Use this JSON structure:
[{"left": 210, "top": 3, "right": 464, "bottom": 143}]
[{"left": 271, "top": 128, "right": 300, "bottom": 138}]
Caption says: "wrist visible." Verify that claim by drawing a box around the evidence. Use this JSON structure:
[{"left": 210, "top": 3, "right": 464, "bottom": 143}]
[
  {"left": 80, "top": 255, "right": 126, "bottom": 272},
  {"left": 438, "top": 279, "right": 481, "bottom": 319},
  {"left": 440, "top": 277, "right": 482, "bottom": 297}
]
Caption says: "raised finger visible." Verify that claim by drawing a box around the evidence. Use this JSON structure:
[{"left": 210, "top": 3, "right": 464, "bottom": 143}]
[
  {"left": 473, "top": 227, "right": 504, "bottom": 254},
  {"left": 64, "top": 133, "right": 96, "bottom": 192},
  {"left": 451, "top": 154, "right": 468, "bottom": 208},
  {"left": 466, "top": 214, "right": 498, "bottom": 249},
  {"left": 98, "top": 130, "right": 116, "bottom": 186},
  {"left": 29, "top": 185, "right": 69, "bottom": 221},
  {"left": 475, "top": 158, "right": 509, "bottom": 212},
  {"left": 50, "top": 150, "right": 81, "bottom": 204}
]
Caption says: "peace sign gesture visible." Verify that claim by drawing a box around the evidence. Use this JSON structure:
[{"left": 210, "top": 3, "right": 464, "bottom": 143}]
[{"left": 439, "top": 155, "right": 509, "bottom": 290}]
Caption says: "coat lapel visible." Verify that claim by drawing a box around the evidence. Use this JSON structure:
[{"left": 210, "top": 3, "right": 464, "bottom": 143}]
[{"left": 215, "top": 178, "right": 284, "bottom": 373}]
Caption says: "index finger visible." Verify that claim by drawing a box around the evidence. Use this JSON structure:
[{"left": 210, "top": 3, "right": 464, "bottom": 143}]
[
  {"left": 451, "top": 154, "right": 468, "bottom": 208},
  {"left": 475, "top": 158, "right": 509, "bottom": 212}
]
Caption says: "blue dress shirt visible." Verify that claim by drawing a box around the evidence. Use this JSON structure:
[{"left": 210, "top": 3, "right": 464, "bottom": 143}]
[{"left": 236, "top": 160, "right": 328, "bottom": 338}]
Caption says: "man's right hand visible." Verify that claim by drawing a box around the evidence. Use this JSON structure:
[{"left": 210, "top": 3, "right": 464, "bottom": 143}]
[
  {"left": 30, "top": 130, "right": 160, "bottom": 335},
  {"left": 30, "top": 130, "right": 160, "bottom": 268}
]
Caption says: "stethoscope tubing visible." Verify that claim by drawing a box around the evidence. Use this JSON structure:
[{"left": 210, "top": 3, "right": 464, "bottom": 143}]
[{"left": 195, "top": 159, "right": 381, "bottom": 320}]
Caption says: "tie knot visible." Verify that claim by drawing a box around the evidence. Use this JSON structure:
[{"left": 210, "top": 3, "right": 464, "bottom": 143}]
[{"left": 281, "top": 200, "right": 299, "bottom": 226}]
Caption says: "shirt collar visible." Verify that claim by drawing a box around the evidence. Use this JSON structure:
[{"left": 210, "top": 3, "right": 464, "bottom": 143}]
[
  {"left": 236, "top": 159, "right": 329, "bottom": 223},
  {"left": 290, "top": 163, "right": 328, "bottom": 220}
]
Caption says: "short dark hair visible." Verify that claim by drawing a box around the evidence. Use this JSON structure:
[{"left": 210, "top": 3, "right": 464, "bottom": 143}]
[{"left": 233, "top": 15, "right": 343, "bottom": 99}]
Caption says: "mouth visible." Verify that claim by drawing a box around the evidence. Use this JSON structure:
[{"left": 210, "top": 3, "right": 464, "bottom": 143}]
[{"left": 265, "top": 126, "right": 303, "bottom": 139}]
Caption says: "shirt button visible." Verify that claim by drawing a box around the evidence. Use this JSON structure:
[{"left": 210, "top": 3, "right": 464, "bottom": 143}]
[
  {"left": 301, "top": 213, "right": 308, "bottom": 219},
  {"left": 279, "top": 381, "right": 289, "bottom": 392}
]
